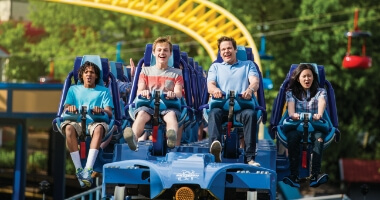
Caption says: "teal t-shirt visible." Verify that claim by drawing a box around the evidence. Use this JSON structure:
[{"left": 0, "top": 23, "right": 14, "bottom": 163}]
[{"left": 64, "top": 85, "right": 114, "bottom": 111}]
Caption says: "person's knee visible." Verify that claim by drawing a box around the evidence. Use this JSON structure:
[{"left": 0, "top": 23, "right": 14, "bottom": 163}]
[
  {"left": 209, "top": 108, "right": 222, "bottom": 115},
  {"left": 208, "top": 108, "right": 223, "bottom": 121},
  {"left": 64, "top": 125, "right": 76, "bottom": 137},
  {"left": 92, "top": 125, "right": 105, "bottom": 138},
  {"left": 245, "top": 109, "right": 257, "bottom": 119},
  {"left": 136, "top": 111, "right": 151, "bottom": 122},
  {"left": 314, "top": 132, "right": 324, "bottom": 143},
  {"left": 164, "top": 111, "right": 178, "bottom": 123}
]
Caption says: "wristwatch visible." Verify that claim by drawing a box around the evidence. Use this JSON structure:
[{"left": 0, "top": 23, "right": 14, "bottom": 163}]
[{"left": 248, "top": 87, "right": 255, "bottom": 93}]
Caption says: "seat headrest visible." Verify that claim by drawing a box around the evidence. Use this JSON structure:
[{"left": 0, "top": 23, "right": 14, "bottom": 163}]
[
  {"left": 110, "top": 61, "right": 125, "bottom": 81},
  {"left": 236, "top": 46, "right": 248, "bottom": 61},
  {"left": 288, "top": 63, "right": 325, "bottom": 87},
  {"left": 73, "top": 55, "right": 109, "bottom": 86},
  {"left": 110, "top": 61, "right": 118, "bottom": 78}
]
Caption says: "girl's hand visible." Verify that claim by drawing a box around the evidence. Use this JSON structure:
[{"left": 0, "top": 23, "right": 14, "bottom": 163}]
[
  {"left": 313, "top": 113, "right": 322, "bottom": 121},
  {"left": 291, "top": 113, "right": 300, "bottom": 120}
]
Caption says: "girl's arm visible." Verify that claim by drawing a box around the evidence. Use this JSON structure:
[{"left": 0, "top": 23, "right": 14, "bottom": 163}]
[
  {"left": 288, "top": 101, "right": 300, "bottom": 120},
  {"left": 314, "top": 97, "right": 326, "bottom": 120}
]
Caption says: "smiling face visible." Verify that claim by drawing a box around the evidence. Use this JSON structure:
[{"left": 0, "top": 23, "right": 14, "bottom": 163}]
[
  {"left": 153, "top": 42, "right": 172, "bottom": 66},
  {"left": 298, "top": 69, "right": 314, "bottom": 90},
  {"left": 219, "top": 41, "right": 237, "bottom": 64}
]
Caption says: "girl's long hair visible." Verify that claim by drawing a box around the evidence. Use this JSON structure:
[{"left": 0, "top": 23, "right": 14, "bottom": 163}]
[{"left": 286, "top": 64, "right": 319, "bottom": 101}]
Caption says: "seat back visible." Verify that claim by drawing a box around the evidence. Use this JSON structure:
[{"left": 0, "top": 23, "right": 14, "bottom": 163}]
[
  {"left": 109, "top": 61, "right": 131, "bottom": 127},
  {"left": 127, "top": 44, "right": 189, "bottom": 126},
  {"left": 57, "top": 55, "right": 111, "bottom": 117},
  {"left": 203, "top": 45, "right": 266, "bottom": 125},
  {"left": 53, "top": 55, "right": 122, "bottom": 139},
  {"left": 270, "top": 63, "right": 339, "bottom": 147}
]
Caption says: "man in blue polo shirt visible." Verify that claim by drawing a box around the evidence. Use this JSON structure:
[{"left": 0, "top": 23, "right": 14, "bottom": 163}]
[{"left": 207, "top": 36, "right": 260, "bottom": 167}]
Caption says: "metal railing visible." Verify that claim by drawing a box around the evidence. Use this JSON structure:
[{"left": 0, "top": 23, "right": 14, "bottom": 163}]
[{"left": 65, "top": 178, "right": 102, "bottom": 200}]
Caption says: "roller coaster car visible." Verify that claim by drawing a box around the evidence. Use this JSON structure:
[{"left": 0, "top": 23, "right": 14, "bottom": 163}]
[
  {"left": 270, "top": 63, "right": 340, "bottom": 185},
  {"left": 52, "top": 55, "right": 123, "bottom": 174},
  {"left": 102, "top": 45, "right": 277, "bottom": 200}
]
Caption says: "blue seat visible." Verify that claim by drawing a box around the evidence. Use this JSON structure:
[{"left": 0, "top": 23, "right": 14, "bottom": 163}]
[
  {"left": 179, "top": 52, "right": 196, "bottom": 126},
  {"left": 52, "top": 55, "right": 124, "bottom": 172},
  {"left": 270, "top": 63, "right": 340, "bottom": 145},
  {"left": 201, "top": 46, "right": 267, "bottom": 162},
  {"left": 270, "top": 63, "right": 340, "bottom": 179},
  {"left": 202, "top": 46, "right": 267, "bottom": 126},
  {"left": 53, "top": 55, "right": 120, "bottom": 139},
  {"left": 109, "top": 61, "right": 131, "bottom": 131},
  {"left": 127, "top": 44, "right": 188, "bottom": 127}
]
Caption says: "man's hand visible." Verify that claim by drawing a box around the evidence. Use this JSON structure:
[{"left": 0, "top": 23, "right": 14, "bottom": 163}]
[
  {"left": 241, "top": 89, "right": 253, "bottom": 100},
  {"left": 129, "top": 58, "right": 135, "bottom": 77},
  {"left": 212, "top": 88, "right": 223, "bottom": 98}
]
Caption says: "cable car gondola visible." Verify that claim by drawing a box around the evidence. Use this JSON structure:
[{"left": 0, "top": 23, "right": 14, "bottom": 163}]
[{"left": 342, "top": 9, "right": 372, "bottom": 69}]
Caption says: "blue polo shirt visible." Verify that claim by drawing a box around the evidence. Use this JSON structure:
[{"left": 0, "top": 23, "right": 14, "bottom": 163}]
[{"left": 207, "top": 60, "right": 259, "bottom": 94}]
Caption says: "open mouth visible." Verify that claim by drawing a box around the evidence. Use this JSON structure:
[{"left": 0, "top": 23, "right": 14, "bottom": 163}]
[{"left": 223, "top": 54, "right": 231, "bottom": 59}]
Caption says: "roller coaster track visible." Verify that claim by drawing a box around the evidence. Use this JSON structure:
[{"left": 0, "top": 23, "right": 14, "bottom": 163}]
[{"left": 45, "top": 0, "right": 262, "bottom": 69}]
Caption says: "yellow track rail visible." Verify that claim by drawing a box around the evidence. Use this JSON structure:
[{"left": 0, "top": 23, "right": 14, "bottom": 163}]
[{"left": 45, "top": 0, "right": 262, "bottom": 69}]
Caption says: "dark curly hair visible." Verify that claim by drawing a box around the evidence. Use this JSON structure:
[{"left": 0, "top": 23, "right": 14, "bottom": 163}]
[
  {"left": 78, "top": 61, "right": 101, "bottom": 84},
  {"left": 286, "top": 63, "right": 319, "bottom": 101}
]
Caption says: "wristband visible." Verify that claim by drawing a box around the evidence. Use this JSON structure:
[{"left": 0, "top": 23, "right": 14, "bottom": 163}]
[{"left": 248, "top": 87, "right": 255, "bottom": 93}]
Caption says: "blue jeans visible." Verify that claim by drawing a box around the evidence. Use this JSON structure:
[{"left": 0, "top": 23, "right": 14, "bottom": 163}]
[
  {"left": 208, "top": 108, "right": 258, "bottom": 162},
  {"left": 287, "top": 130, "right": 324, "bottom": 176}
]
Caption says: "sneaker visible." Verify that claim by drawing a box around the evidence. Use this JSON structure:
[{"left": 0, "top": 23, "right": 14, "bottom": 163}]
[
  {"left": 309, "top": 173, "right": 329, "bottom": 187},
  {"left": 210, "top": 140, "right": 222, "bottom": 163},
  {"left": 283, "top": 175, "right": 300, "bottom": 188},
  {"left": 248, "top": 160, "right": 261, "bottom": 167},
  {"left": 75, "top": 168, "right": 86, "bottom": 188},
  {"left": 124, "top": 127, "right": 137, "bottom": 151},
  {"left": 81, "top": 168, "right": 94, "bottom": 188},
  {"left": 166, "top": 129, "right": 177, "bottom": 148}
]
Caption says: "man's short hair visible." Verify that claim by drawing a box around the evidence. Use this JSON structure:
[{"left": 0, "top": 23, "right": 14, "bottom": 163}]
[
  {"left": 153, "top": 36, "right": 173, "bottom": 52},
  {"left": 78, "top": 61, "right": 101, "bottom": 84},
  {"left": 217, "top": 36, "right": 237, "bottom": 50}
]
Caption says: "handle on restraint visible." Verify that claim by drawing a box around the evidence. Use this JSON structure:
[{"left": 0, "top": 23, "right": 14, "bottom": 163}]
[
  {"left": 302, "top": 113, "right": 309, "bottom": 168},
  {"left": 152, "top": 91, "right": 160, "bottom": 142},
  {"left": 227, "top": 91, "right": 235, "bottom": 137},
  {"left": 80, "top": 106, "right": 87, "bottom": 159}
]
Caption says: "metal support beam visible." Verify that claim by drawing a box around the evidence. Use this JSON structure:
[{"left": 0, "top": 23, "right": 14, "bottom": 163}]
[{"left": 8, "top": 118, "right": 27, "bottom": 200}]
